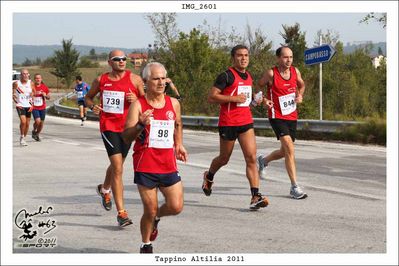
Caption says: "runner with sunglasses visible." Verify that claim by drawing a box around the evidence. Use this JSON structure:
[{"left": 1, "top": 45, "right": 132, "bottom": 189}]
[{"left": 85, "top": 50, "right": 145, "bottom": 227}]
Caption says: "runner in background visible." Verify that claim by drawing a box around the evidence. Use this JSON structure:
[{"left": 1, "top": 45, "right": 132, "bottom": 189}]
[
  {"left": 13, "top": 68, "right": 36, "bottom": 146},
  {"left": 75, "top": 76, "right": 90, "bottom": 126},
  {"left": 165, "top": 78, "right": 181, "bottom": 101},
  {"left": 31, "top": 73, "right": 50, "bottom": 141}
]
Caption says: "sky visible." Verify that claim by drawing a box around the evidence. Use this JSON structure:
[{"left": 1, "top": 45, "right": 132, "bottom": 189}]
[{"left": 13, "top": 12, "right": 386, "bottom": 50}]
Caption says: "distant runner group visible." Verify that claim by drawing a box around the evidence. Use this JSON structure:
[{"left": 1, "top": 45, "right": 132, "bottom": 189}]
[{"left": 13, "top": 44, "right": 307, "bottom": 254}]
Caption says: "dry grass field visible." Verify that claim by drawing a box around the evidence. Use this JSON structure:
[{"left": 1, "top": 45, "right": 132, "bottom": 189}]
[{"left": 19, "top": 65, "right": 140, "bottom": 90}]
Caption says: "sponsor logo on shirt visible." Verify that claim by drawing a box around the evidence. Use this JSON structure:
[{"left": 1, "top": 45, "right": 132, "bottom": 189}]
[
  {"left": 104, "top": 83, "right": 112, "bottom": 87},
  {"left": 166, "top": 111, "right": 175, "bottom": 120}
]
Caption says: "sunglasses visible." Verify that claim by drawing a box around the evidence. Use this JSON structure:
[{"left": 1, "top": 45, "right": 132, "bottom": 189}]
[{"left": 110, "top": 56, "right": 127, "bottom": 62}]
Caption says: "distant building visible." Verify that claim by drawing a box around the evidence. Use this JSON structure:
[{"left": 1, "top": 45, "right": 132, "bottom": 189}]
[
  {"left": 371, "top": 55, "right": 386, "bottom": 68},
  {"left": 127, "top": 53, "right": 148, "bottom": 69}
]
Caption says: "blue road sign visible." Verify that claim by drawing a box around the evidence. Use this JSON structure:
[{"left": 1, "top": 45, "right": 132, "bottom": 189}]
[{"left": 304, "top": 44, "right": 336, "bottom": 65}]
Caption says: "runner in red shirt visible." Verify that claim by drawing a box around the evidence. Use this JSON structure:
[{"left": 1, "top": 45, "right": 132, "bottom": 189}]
[
  {"left": 257, "top": 46, "right": 307, "bottom": 199},
  {"left": 122, "top": 62, "right": 187, "bottom": 254},
  {"left": 85, "top": 49, "right": 145, "bottom": 227},
  {"left": 202, "top": 45, "right": 269, "bottom": 210},
  {"left": 31, "top": 73, "right": 50, "bottom": 142}
]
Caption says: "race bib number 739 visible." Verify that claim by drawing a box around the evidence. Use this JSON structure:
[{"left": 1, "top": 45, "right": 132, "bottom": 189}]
[{"left": 102, "top": 90, "right": 124, "bottom": 114}]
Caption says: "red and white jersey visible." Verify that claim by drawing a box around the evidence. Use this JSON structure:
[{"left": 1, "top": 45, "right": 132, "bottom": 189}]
[
  {"left": 218, "top": 67, "right": 254, "bottom": 126},
  {"left": 133, "top": 96, "right": 177, "bottom": 174},
  {"left": 33, "top": 83, "right": 49, "bottom": 110},
  {"left": 15, "top": 80, "right": 33, "bottom": 108},
  {"left": 99, "top": 70, "right": 138, "bottom": 132},
  {"left": 267, "top": 66, "right": 298, "bottom": 120}
]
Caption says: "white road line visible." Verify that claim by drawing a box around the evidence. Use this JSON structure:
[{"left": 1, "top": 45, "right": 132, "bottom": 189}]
[{"left": 178, "top": 161, "right": 385, "bottom": 201}]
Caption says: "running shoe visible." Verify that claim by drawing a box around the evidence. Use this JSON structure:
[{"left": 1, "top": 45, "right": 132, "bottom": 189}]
[
  {"left": 117, "top": 210, "right": 133, "bottom": 227},
  {"left": 20, "top": 137, "right": 28, "bottom": 146},
  {"left": 140, "top": 243, "right": 153, "bottom": 253},
  {"left": 96, "top": 184, "right": 112, "bottom": 211},
  {"left": 256, "top": 154, "right": 267, "bottom": 180},
  {"left": 32, "top": 130, "right": 40, "bottom": 141},
  {"left": 149, "top": 217, "right": 160, "bottom": 241},
  {"left": 81, "top": 121, "right": 84, "bottom": 126},
  {"left": 202, "top": 171, "right": 213, "bottom": 196},
  {"left": 290, "top": 185, "right": 308, "bottom": 199},
  {"left": 249, "top": 193, "right": 269, "bottom": 210}
]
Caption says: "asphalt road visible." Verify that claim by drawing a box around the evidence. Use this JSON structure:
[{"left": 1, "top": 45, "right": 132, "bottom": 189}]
[{"left": 11, "top": 101, "right": 387, "bottom": 256}]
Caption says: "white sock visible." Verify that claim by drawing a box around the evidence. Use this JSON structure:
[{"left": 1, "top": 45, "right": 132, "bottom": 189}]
[
  {"left": 141, "top": 242, "right": 151, "bottom": 247},
  {"left": 101, "top": 187, "right": 111, "bottom": 194}
]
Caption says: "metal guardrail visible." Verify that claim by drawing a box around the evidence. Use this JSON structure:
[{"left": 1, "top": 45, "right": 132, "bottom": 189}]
[{"left": 54, "top": 93, "right": 361, "bottom": 133}]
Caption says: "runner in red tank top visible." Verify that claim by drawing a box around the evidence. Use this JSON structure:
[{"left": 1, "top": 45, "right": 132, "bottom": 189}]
[
  {"left": 122, "top": 62, "right": 187, "bottom": 254},
  {"left": 202, "top": 45, "right": 269, "bottom": 210},
  {"left": 85, "top": 49, "right": 145, "bottom": 227},
  {"left": 31, "top": 73, "right": 50, "bottom": 142},
  {"left": 256, "top": 46, "right": 308, "bottom": 199}
]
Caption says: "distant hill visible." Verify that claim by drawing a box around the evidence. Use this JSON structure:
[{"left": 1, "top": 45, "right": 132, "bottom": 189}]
[
  {"left": 13, "top": 42, "right": 386, "bottom": 64},
  {"left": 343, "top": 42, "right": 386, "bottom": 56},
  {"left": 13, "top": 44, "right": 146, "bottom": 64}
]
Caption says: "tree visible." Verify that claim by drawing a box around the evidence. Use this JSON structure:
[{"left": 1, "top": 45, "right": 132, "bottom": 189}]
[
  {"left": 314, "top": 29, "right": 340, "bottom": 46},
  {"left": 50, "top": 39, "right": 81, "bottom": 89},
  {"left": 198, "top": 17, "right": 243, "bottom": 50},
  {"left": 78, "top": 57, "right": 100, "bottom": 68},
  {"left": 89, "top": 48, "right": 97, "bottom": 60},
  {"left": 41, "top": 56, "right": 56, "bottom": 68},
  {"left": 360, "top": 13, "right": 386, "bottom": 28},
  {"left": 145, "top": 13, "right": 178, "bottom": 48},
  {"left": 154, "top": 28, "right": 230, "bottom": 115},
  {"left": 22, "top": 58, "right": 33, "bottom": 66},
  {"left": 279, "top": 23, "right": 307, "bottom": 68},
  {"left": 378, "top": 46, "right": 384, "bottom": 56}
]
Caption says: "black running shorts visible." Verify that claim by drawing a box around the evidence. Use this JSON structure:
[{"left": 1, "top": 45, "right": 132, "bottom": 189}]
[
  {"left": 101, "top": 131, "right": 131, "bottom": 157},
  {"left": 269, "top": 118, "right": 297, "bottom": 142},
  {"left": 16, "top": 107, "right": 32, "bottom": 118},
  {"left": 77, "top": 100, "right": 86, "bottom": 107},
  {"left": 134, "top": 172, "right": 181, "bottom": 189},
  {"left": 218, "top": 123, "right": 254, "bottom": 141}
]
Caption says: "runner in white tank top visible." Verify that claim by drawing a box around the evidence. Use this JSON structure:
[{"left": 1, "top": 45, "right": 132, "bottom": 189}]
[{"left": 13, "top": 68, "right": 36, "bottom": 146}]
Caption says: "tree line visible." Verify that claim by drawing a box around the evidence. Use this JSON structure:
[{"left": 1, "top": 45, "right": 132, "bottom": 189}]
[
  {"left": 145, "top": 13, "right": 386, "bottom": 121},
  {"left": 19, "top": 13, "right": 386, "bottom": 122}
]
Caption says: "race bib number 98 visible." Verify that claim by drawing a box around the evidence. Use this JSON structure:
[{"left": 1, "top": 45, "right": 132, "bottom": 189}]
[
  {"left": 103, "top": 90, "right": 124, "bottom": 114},
  {"left": 149, "top": 119, "right": 175, "bottom": 149},
  {"left": 278, "top": 92, "right": 296, "bottom": 115},
  {"left": 236, "top": 85, "right": 252, "bottom": 107}
]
